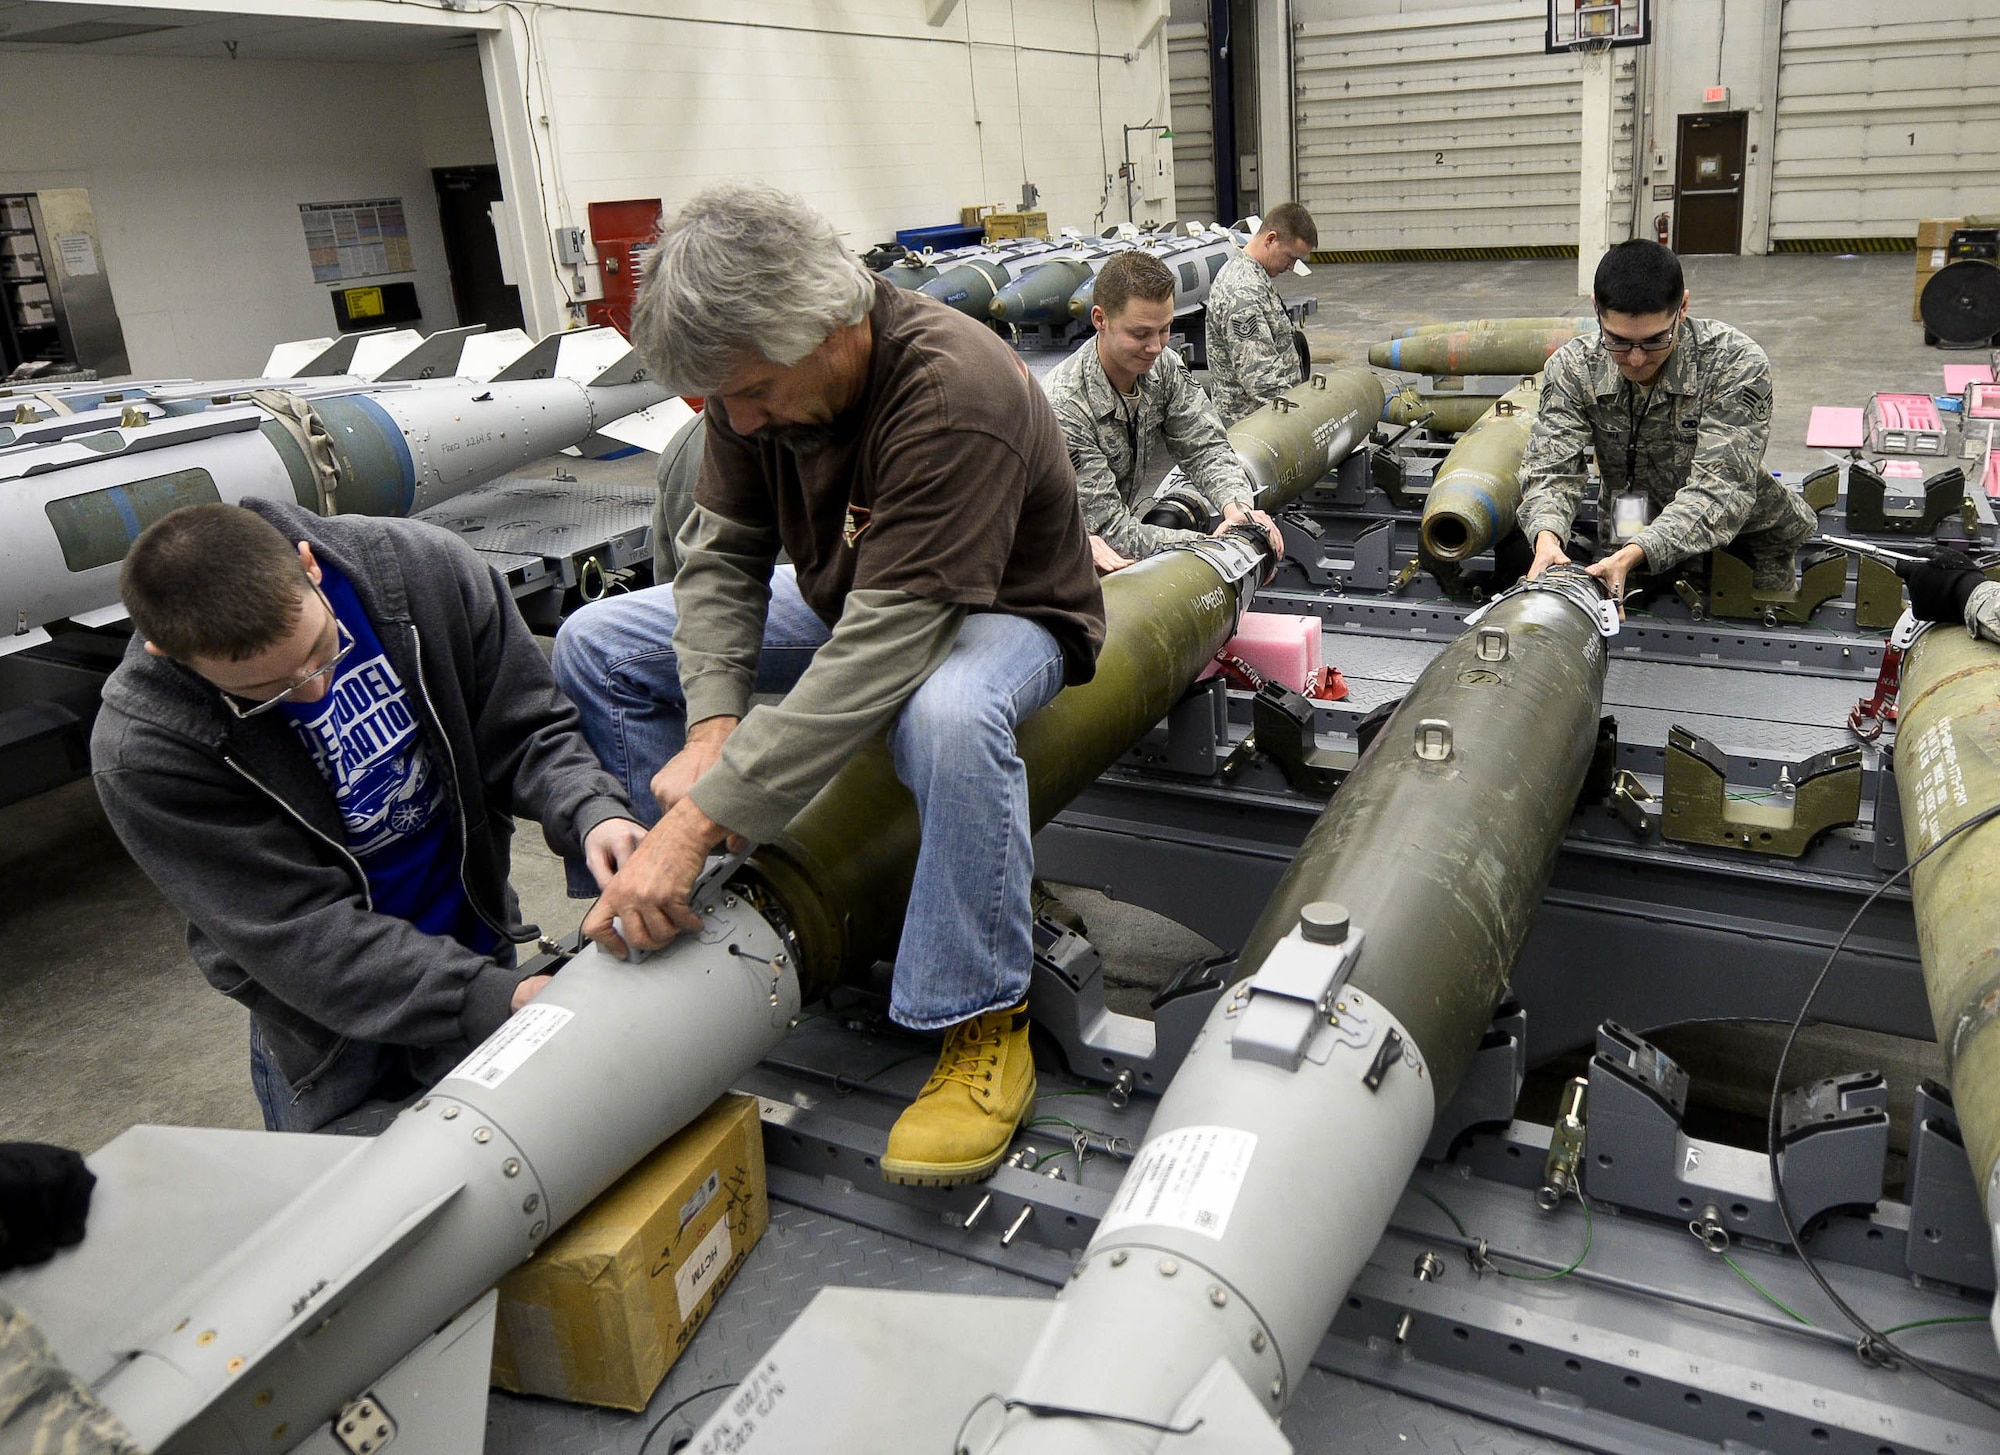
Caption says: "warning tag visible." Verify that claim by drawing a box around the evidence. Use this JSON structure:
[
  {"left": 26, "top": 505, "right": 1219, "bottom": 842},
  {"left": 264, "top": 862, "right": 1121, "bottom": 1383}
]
[
  {"left": 444, "top": 1003, "right": 573, "bottom": 1091},
  {"left": 1096, "top": 1126, "right": 1257, "bottom": 1241}
]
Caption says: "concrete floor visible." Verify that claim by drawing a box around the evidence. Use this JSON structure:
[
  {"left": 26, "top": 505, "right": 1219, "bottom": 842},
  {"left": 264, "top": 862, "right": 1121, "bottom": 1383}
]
[{"left": 0, "top": 250, "right": 1958, "bottom": 1159}]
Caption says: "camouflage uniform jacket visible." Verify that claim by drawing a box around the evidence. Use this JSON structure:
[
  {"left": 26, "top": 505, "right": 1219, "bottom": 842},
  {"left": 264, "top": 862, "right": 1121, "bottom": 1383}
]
[
  {"left": 1043, "top": 338, "right": 1253, "bottom": 561},
  {"left": 1964, "top": 580, "right": 2000, "bottom": 643},
  {"left": 1203, "top": 251, "right": 1304, "bottom": 425},
  {"left": 1516, "top": 317, "right": 1816, "bottom": 573},
  {"left": 0, "top": 1295, "right": 145, "bottom": 1454}
]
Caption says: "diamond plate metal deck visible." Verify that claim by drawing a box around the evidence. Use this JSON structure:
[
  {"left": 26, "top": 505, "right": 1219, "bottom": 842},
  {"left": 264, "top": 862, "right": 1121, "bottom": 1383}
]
[
  {"left": 419, "top": 475, "right": 654, "bottom": 558},
  {"left": 482, "top": 1199, "right": 1584, "bottom": 1455}
]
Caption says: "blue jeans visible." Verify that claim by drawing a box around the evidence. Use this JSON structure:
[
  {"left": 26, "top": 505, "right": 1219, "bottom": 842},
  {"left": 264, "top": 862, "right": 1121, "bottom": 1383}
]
[
  {"left": 249, "top": 1023, "right": 449, "bottom": 1136},
  {"left": 552, "top": 568, "right": 1066, "bottom": 1029}
]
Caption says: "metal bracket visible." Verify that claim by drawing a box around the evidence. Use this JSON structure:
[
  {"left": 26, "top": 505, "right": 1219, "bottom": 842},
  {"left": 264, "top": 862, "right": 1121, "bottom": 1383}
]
[
  {"left": 1422, "top": 1001, "right": 1527, "bottom": 1160},
  {"left": 1706, "top": 546, "right": 1849, "bottom": 624},
  {"left": 1123, "top": 676, "right": 1231, "bottom": 777},
  {"left": 1608, "top": 769, "right": 1657, "bottom": 836},
  {"left": 1904, "top": 1080, "right": 1999, "bottom": 1292},
  {"left": 1232, "top": 906, "right": 1367, "bottom": 1072},
  {"left": 1853, "top": 553, "right": 1907, "bottom": 630},
  {"left": 1027, "top": 916, "right": 1219, "bottom": 1094},
  {"left": 1660, "top": 725, "right": 1862, "bottom": 857},
  {"left": 1845, "top": 459, "right": 1965, "bottom": 535},
  {"left": 1250, "top": 680, "right": 1354, "bottom": 794},
  {"left": 1583, "top": 1022, "right": 1888, "bottom": 1247},
  {"left": 332, "top": 1395, "right": 398, "bottom": 1454}
]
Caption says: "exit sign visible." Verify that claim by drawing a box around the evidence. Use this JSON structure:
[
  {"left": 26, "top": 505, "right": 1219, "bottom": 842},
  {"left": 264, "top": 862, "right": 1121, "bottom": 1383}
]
[{"left": 1703, "top": 85, "right": 1729, "bottom": 104}]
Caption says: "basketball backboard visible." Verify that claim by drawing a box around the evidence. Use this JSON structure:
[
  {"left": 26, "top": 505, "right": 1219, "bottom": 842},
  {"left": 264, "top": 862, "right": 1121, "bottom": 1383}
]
[{"left": 1546, "top": 0, "right": 1650, "bottom": 52}]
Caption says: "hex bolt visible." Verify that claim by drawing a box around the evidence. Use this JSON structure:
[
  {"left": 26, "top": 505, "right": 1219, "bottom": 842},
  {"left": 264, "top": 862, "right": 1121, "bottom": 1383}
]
[
  {"left": 1414, "top": 1251, "right": 1445, "bottom": 1283},
  {"left": 1158, "top": 1257, "right": 1180, "bottom": 1277},
  {"left": 473, "top": 1127, "right": 492, "bottom": 1144},
  {"left": 1109, "top": 1250, "right": 1128, "bottom": 1268},
  {"left": 529, "top": 1221, "right": 546, "bottom": 1239},
  {"left": 441, "top": 1106, "right": 459, "bottom": 1121},
  {"left": 522, "top": 1194, "right": 540, "bottom": 1214}
]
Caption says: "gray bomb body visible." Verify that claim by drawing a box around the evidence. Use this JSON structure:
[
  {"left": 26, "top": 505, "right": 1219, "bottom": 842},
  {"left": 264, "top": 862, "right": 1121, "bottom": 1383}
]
[
  {"left": 990, "top": 258, "right": 1096, "bottom": 324},
  {"left": 1418, "top": 376, "right": 1541, "bottom": 562},
  {"left": 0, "top": 366, "right": 664, "bottom": 647},
  {"left": 88, "top": 531, "right": 1276, "bottom": 1452},
  {"left": 979, "top": 573, "right": 1611, "bottom": 1452}
]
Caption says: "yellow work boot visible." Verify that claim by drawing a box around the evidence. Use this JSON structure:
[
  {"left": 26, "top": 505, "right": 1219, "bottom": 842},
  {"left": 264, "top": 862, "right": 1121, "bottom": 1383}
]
[{"left": 880, "top": 1003, "right": 1036, "bottom": 1186}]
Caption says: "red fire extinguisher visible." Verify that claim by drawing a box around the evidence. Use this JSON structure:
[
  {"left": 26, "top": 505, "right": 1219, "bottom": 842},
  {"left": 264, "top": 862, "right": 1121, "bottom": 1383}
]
[{"left": 1655, "top": 212, "right": 1672, "bottom": 246}]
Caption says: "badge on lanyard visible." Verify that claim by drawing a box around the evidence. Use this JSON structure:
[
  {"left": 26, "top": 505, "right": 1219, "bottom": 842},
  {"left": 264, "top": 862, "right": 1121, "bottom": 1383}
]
[{"left": 1611, "top": 492, "right": 1652, "bottom": 543}]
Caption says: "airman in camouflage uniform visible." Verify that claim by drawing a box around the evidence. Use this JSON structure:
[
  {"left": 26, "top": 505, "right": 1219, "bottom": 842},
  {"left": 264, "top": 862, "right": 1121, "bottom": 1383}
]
[
  {"left": 1043, "top": 334, "right": 1254, "bottom": 562},
  {"left": 1203, "top": 203, "right": 1317, "bottom": 425},
  {"left": 1, "top": 1295, "right": 145, "bottom": 1455},
  {"left": 1520, "top": 240, "right": 1816, "bottom": 598}
]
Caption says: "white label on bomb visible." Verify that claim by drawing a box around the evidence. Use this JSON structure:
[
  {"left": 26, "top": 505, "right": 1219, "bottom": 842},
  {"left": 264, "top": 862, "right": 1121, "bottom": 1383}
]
[
  {"left": 1097, "top": 1125, "right": 1257, "bottom": 1241},
  {"left": 444, "top": 1003, "right": 574, "bottom": 1090}
]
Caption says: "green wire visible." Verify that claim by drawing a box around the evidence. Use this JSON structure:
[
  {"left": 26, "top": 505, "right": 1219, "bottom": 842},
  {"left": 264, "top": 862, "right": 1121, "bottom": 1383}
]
[
  {"left": 1495, "top": 1197, "right": 1592, "bottom": 1282},
  {"left": 1415, "top": 1185, "right": 1587, "bottom": 1280},
  {"left": 1721, "top": 1252, "right": 1814, "bottom": 1325},
  {"left": 1417, "top": 1185, "right": 1468, "bottom": 1236},
  {"left": 1881, "top": 1315, "right": 1991, "bottom": 1336},
  {"left": 859, "top": 1051, "right": 927, "bottom": 1083}
]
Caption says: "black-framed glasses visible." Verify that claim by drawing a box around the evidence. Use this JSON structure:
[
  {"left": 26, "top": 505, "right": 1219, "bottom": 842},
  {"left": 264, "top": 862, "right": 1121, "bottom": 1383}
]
[
  {"left": 223, "top": 587, "right": 355, "bottom": 719},
  {"left": 1598, "top": 319, "right": 1679, "bottom": 355}
]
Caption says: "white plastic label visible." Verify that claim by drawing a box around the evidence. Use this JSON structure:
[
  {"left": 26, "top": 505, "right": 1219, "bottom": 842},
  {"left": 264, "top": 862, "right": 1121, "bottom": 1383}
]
[
  {"left": 675, "top": 1217, "right": 734, "bottom": 1321},
  {"left": 1097, "top": 1126, "right": 1257, "bottom": 1241},
  {"left": 444, "top": 1003, "right": 573, "bottom": 1091}
]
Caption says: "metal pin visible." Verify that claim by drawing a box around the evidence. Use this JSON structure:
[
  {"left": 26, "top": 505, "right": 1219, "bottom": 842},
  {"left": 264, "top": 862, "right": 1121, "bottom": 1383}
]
[
  {"left": 1108, "top": 1067, "right": 1136, "bottom": 1109},
  {"left": 963, "top": 1193, "right": 993, "bottom": 1230},
  {"left": 1000, "top": 1205, "right": 1033, "bottom": 1246},
  {"left": 1394, "top": 1312, "right": 1413, "bottom": 1344}
]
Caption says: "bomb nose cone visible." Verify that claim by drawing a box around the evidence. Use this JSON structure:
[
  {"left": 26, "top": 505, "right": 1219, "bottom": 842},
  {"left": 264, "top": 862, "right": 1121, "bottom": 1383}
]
[
  {"left": 989, "top": 296, "right": 1011, "bottom": 319},
  {"left": 1368, "top": 341, "right": 1397, "bottom": 369}
]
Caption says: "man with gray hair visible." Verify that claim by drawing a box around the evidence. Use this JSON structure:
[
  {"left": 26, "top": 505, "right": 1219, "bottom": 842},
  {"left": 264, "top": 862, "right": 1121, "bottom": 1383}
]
[{"left": 553, "top": 183, "right": 1105, "bottom": 1187}]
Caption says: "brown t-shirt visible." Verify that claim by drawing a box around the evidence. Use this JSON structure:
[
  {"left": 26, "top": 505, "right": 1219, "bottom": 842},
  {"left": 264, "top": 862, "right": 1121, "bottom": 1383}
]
[{"left": 694, "top": 282, "right": 1105, "bottom": 683}]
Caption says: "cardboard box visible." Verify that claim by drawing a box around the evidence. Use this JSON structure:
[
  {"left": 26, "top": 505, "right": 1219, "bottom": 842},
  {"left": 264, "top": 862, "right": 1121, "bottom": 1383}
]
[
  {"left": 959, "top": 203, "right": 997, "bottom": 229},
  {"left": 1917, "top": 217, "right": 1964, "bottom": 250},
  {"left": 984, "top": 210, "right": 1050, "bottom": 240},
  {"left": 490, "top": 1094, "right": 768, "bottom": 1410}
]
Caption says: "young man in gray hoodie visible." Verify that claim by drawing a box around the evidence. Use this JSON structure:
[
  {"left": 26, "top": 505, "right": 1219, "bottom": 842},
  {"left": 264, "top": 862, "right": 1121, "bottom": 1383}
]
[{"left": 92, "top": 499, "right": 644, "bottom": 1133}]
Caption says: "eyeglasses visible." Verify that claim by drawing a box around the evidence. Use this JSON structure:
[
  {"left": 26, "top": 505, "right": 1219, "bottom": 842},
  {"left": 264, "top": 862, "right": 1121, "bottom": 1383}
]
[
  {"left": 1598, "top": 320, "right": 1679, "bottom": 355},
  {"left": 223, "top": 587, "right": 355, "bottom": 719}
]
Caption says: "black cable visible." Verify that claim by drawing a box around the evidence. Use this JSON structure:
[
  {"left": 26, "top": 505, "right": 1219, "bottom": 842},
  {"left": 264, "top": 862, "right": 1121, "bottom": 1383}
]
[
  {"left": 1766, "top": 795, "right": 2000, "bottom": 1414},
  {"left": 637, "top": 1381, "right": 737, "bottom": 1455}
]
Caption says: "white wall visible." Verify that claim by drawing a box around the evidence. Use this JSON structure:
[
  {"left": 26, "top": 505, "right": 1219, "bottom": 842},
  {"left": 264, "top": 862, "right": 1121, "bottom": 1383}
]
[
  {"left": 0, "top": 47, "right": 493, "bottom": 379},
  {"left": 1642, "top": 0, "right": 1782, "bottom": 254},
  {"left": 479, "top": 0, "right": 1175, "bottom": 331}
]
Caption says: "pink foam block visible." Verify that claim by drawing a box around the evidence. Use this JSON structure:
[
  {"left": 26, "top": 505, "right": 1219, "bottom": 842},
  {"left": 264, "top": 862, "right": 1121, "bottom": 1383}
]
[
  {"left": 1881, "top": 459, "right": 1925, "bottom": 480},
  {"left": 1199, "top": 611, "right": 1320, "bottom": 693},
  {"left": 1806, "top": 406, "right": 1865, "bottom": 450},
  {"left": 1944, "top": 364, "right": 1996, "bottom": 394}
]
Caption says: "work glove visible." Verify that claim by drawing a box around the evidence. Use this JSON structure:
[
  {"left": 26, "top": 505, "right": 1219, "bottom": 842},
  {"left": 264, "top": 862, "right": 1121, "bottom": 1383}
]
[
  {"left": 1896, "top": 546, "right": 1985, "bottom": 624},
  {"left": 0, "top": 1143, "right": 96, "bottom": 1269}
]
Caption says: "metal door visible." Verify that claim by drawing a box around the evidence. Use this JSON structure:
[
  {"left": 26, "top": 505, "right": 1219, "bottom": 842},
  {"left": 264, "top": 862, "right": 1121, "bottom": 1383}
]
[
  {"left": 433, "top": 167, "right": 524, "bottom": 334},
  {"left": 1675, "top": 113, "right": 1746, "bottom": 255}
]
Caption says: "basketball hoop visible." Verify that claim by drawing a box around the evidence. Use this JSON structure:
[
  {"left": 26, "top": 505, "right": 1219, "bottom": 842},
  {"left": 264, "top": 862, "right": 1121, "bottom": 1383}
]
[{"left": 1546, "top": 0, "right": 1650, "bottom": 54}]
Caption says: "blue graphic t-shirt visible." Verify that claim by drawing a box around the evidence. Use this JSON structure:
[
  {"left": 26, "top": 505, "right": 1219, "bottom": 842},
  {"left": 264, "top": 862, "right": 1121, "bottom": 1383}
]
[{"left": 281, "top": 563, "right": 499, "bottom": 955}]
